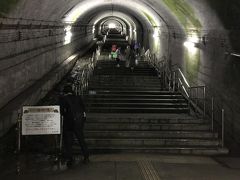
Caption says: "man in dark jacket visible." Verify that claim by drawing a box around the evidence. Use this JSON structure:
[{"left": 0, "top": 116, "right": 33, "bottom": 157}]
[{"left": 60, "top": 85, "right": 89, "bottom": 167}]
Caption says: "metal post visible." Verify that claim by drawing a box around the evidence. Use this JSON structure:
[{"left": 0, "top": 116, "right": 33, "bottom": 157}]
[
  {"left": 188, "top": 88, "right": 191, "bottom": 114},
  {"left": 54, "top": 115, "right": 64, "bottom": 169},
  {"left": 168, "top": 73, "right": 171, "bottom": 91},
  {"left": 203, "top": 87, "right": 206, "bottom": 117},
  {"left": 16, "top": 113, "right": 22, "bottom": 175},
  {"left": 17, "top": 113, "right": 21, "bottom": 153},
  {"left": 60, "top": 116, "right": 63, "bottom": 153},
  {"left": 221, "top": 109, "right": 225, "bottom": 147},
  {"left": 211, "top": 97, "right": 214, "bottom": 132},
  {"left": 173, "top": 72, "right": 176, "bottom": 92},
  {"left": 196, "top": 88, "right": 199, "bottom": 107}
]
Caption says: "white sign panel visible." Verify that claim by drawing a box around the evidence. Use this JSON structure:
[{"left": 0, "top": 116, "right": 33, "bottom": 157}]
[{"left": 22, "top": 106, "right": 61, "bottom": 135}]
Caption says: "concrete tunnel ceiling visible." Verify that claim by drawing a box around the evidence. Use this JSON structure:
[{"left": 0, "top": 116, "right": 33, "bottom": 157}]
[
  {"left": 98, "top": 17, "right": 128, "bottom": 36},
  {"left": 85, "top": 11, "right": 142, "bottom": 44},
  {"left": 63, "top": 0, "right": 161, "bottom": 26},
  {"left": 62, "top": 0, "right": 164, "bottom": 50},
  {"left": 3, "top": 0, "right": 240, "bottom": 149},
  {"left": 60, "top": 0, "right": 220, "bottom": 58},
  {"left": 3, "top": 0, "right": 240, "bottom": 153},
  {"left": 0, "top": 0, "right": 231, "bottom": 80},
  {"left": 2, "top": 0, "right": 221, "bottom": 56}
]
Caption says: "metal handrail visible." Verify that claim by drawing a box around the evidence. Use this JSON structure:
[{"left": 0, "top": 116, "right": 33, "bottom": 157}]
[
  {"left": 72, "top": 51, "right": 98, "bottom": 96},
  {"left": 144, "top": 49, "right": 226, "bottom": 147},
  {"left": 144, "top": 49, "right": 206, "bottom": 116}
]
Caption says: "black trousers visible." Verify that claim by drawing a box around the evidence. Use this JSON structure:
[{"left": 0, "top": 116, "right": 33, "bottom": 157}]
[{"left": 63, "top": 120, "right": 89, "bottom": 160}]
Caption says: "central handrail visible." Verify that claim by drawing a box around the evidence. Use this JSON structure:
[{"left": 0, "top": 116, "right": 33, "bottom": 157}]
[{"left": 73, "top": 51, "right": 98, "bottom": 96}]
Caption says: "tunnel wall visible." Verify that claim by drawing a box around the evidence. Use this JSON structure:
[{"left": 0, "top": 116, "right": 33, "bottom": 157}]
[
  {"left": 165, "top": 0, "right": 240, "bottom": 152},
  {"left": 0, "top": 23, "right": 93, "bottom": 109},
  {"left": 1, "top": 0, "right": 240, "bottom": 153},
  {"left": 0, "top": 20, "right": 94, "bottom": 136}
]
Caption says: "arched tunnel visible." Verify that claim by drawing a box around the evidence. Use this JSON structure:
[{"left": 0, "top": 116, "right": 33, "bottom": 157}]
[{"left": 1, "top": 0, "right": 240, "bottom": 178}]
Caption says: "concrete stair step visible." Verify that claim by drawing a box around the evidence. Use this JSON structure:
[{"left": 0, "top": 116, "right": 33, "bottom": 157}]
[
  {"left": 87, "top": 102, "right": 188, "bottom": 108},
  {"left": 89, "top": 83, "right": 162, "bottom": 87},
  {"left": 90, "top": 80, "right": 161, "bottom": 84},
  {"left": 86, "top": 113, "right": 195, "bottom": 118},
  {"left": 88, "top": 87, "right": 164, "bottom": 91},
  {"left": 96, "top": 60, "right": 148, "bottom": 63},
  {"left": 94, "top": 70, "right": 156, "bottom": 73},
  {"left": 107, "top": 34, "right": 126, "bottom": 38},
  {"left": 86, "top": 118, "right": 205, "bottom": 124},
  {"left": 89, "top": 85, "right": 163, "bottom": 89},
  {"left": 85, "top": 130, "right": 218, "bottom": 139},
  {"left": 87, "top": 107, "right": 189, "bottom": 113},
  {"left": 105, "top": 39, "right": 128, "bottom": 42},
  {"left": 92, "top": 75, "right": 159, "bottom": 80},
  {"left": 87, "top": 94, "right": 184, "bottom": 99},
  {"left": 85, "top": 123, "right": 209, "bottom": 131},
  {"left": 95, "top": 65, "right": 154, "bottom": 68},
  {"left": 83, "top": 146, "right": 229, "bottom": 155},
  {"left": 89, "top": 79, "right": 161, "bottom": 83},
  {"left": 94, "top": 70, "right": 155, "bottom": 72},
  {"left": 87, "top": 98, "right": 187, "bottom": 103},
  {"left": 88, "top": 88, "right": 164, "bottom": 91},
  {"left": 85, "top": 138, "right": 220, "bottom": 147},
  {"left": 87, "top": 90, "right": 181, "bottom": 95},
  {"left": 95, "top": 65, "right": 152, "bottom": 68},
  {"left": 93, "top": 73, "right": 158, "bottom": 76}
]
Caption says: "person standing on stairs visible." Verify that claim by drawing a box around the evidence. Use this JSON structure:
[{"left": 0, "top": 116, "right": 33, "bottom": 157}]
[
  {"left": 125, "top": 45, "right": 131, "bottom": 67},
  {"left": 59, "top": 85, "right": 89, "bottom": 167},
  {"left": 129, "top": 46, "right": 136, "bottom": 71},
  {"left": 116, "top": 47, "right": 122, "bottom": 67}
]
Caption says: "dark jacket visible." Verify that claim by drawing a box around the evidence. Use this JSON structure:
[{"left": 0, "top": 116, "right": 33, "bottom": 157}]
[{"left": 60, "top": 93, "right": 86, "bottom": 130}]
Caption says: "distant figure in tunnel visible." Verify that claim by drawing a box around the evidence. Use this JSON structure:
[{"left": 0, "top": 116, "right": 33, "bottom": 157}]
[
  {"left": 129, "top": 46, "right": 136, "bottom": 71},
  {"left": 116, "top": 47, "right": 122, "bottom": 67},
  {"left": 110, "top": 44, "right": 117, "bottom": 61},
  {"left": 125, "top": 45, "right": 131, "bottom": 67},
  {"left": 134, "top": 42, "right": 140, "bottom": 56},
  {"left": 59, "top": 85, "right": 89, "bottom": 167}
]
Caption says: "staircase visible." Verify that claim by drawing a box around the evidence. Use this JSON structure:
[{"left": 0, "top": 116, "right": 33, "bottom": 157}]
[
  {"left": 103, "top": 31, "right": 128, "bottom": 50},
  {"left": 84, "top": 60, "right": 228, "bottom": 155}
]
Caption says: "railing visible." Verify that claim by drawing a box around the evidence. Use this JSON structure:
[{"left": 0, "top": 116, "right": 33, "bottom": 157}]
[
  {"left": 72, "top": 51, "right": 98, "bottom": 96},
  {"left": 144, "top": 49, "right": 226, "bottom": 147}
]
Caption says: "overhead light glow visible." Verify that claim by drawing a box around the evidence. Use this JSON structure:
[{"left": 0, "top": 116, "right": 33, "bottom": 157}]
[{"left": 108, "top": 23, "right": 116, "bottom": 29}]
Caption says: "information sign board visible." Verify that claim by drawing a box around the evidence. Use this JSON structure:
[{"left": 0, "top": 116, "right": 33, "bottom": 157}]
[{"left": 22, "top": 106, "right": 61, "bottom": 135}]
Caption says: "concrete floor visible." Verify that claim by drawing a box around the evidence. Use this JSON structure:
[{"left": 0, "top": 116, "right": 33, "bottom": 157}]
[{"left": 1, "top": 153, "right": 240, "bottom": 180}]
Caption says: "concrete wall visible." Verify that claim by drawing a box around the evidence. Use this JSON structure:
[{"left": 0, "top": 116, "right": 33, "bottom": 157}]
[
  {"left": 1, "top": 0, "right": 240, "bottom": 152},
  {"left": 0, "top": 21, "right": 94, "bottom": 136},
  {"left": 185, "top": 0, "right": 240, "bottom": 152}
]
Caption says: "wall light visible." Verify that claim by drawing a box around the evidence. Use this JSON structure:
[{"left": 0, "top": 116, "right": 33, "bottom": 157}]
[
  {"left": 184, "top": 41, "right": 196, "bottom": 51},
  {"left": 184, "top": 33, "right": 199, "bottom": 54},
  {"left": 64, "top": 25, "right": 73, "bottom": 45},
  {"left": 153, "top": 27, "right": 159, "bottom": 38}
]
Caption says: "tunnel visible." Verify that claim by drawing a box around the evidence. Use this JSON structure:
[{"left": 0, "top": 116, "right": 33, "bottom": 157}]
[{"left": 1, "top": 0, "right": 240, "bottom": 179}]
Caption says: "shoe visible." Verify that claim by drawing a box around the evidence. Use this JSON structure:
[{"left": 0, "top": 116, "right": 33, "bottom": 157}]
[
  {"left": 66, "top": 160, "right": 73, "bottom": 168},
  {"left": 66, "top": 157, "right": 74, "bottom": 168},
  {"left": 83, "top": 157, "right": 90, "bottom": 164}
]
